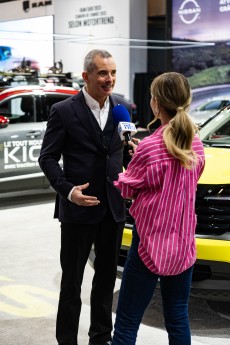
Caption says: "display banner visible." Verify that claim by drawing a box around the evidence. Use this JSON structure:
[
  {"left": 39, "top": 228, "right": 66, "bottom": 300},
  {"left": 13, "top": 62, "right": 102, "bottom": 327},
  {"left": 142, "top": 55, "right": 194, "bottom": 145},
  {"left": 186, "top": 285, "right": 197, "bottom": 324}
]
[
  {"left": 170, "top": 0, "right": 230, "bottom": 89},
  {"left": 172, "top": 0, "right": 230, "bottom": 41},
  {"left": 0, "top": 15, "right": 54, "bottom": 73}
]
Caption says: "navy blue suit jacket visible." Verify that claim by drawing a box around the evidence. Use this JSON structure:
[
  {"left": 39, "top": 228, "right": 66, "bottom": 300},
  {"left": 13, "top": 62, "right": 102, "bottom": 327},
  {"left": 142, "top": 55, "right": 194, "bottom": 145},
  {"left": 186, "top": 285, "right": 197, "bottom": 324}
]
[{"left": 39, "top": 90, "right": 131, "bottom": 224}]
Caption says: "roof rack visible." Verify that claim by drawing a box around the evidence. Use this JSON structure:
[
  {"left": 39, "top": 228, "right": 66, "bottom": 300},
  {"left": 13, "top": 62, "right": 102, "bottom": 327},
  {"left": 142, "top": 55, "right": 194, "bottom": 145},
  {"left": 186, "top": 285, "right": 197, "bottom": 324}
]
[{"left": 0, "top": 70, "right": 74, "bottom": 89}]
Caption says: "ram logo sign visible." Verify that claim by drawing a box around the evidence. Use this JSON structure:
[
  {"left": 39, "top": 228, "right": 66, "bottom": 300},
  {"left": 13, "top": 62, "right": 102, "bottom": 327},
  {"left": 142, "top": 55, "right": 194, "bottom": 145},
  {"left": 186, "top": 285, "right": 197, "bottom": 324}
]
[{"left": 23, "top": 0, "right": 52, "bottom": 12}]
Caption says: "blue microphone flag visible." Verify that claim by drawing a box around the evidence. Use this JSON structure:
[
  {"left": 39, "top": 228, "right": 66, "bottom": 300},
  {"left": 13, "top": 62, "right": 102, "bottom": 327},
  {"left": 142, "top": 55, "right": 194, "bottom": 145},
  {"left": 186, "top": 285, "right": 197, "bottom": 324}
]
[{"left": 112, "top": 104, "right": 131, "bottom": 124}]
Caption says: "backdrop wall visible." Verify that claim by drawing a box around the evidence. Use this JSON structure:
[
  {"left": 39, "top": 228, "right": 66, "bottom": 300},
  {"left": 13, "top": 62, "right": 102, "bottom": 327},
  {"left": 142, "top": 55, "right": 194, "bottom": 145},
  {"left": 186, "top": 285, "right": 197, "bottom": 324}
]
[{"left": 53, "top": 0, "right": 147, "bottom": 99}]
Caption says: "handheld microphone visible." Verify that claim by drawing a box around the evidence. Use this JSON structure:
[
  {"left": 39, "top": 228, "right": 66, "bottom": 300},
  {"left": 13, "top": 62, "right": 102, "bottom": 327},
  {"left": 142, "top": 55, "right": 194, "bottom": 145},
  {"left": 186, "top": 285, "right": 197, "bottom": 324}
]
[{"left": 112, "top": 104, "right": 137, "bottom": 143}]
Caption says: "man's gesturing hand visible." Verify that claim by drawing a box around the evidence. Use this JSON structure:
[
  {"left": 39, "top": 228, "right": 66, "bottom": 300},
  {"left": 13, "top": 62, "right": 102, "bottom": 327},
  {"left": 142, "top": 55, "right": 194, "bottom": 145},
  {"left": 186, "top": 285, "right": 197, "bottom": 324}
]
[{"left": 71, "top": 183, "right": 100, "bottom": 206}]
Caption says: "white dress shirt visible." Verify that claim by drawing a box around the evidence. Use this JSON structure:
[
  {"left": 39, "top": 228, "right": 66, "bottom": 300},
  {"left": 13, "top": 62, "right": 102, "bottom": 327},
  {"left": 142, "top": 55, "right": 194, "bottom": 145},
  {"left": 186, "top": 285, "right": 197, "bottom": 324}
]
[{"left": 82, "top": 86, "right": 110, "bottom": 130}]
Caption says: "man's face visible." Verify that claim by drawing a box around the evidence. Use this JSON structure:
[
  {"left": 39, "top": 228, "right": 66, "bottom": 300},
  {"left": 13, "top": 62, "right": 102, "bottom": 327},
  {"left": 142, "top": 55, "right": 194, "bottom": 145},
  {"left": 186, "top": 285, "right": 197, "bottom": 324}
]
[{"left": 82, "top": 55, "right": 116, "bottom": 103}]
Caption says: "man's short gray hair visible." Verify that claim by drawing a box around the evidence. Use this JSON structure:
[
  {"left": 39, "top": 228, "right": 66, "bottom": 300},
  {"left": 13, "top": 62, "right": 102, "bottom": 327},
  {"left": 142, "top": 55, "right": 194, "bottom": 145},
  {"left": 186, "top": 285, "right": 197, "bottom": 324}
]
[{"left": 83, "top": 49, "right": 112, "bottom": 73}]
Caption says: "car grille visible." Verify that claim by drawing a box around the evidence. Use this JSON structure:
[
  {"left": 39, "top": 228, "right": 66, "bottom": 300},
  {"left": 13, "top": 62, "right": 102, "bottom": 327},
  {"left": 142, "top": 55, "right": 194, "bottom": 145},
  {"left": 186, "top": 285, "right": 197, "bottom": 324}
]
[
  {"left": 195, "top": 184, "right": 230, "bottom": 236},
  {"left": 124, "top": 184, "right": 230, "bottom": 237}
]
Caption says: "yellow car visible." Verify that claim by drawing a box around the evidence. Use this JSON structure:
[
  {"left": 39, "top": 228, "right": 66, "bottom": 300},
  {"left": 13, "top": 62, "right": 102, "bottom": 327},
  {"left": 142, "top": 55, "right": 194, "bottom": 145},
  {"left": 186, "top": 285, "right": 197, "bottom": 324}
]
[{"left": 118, "top": 106, "right": 230, "bottom": 301}]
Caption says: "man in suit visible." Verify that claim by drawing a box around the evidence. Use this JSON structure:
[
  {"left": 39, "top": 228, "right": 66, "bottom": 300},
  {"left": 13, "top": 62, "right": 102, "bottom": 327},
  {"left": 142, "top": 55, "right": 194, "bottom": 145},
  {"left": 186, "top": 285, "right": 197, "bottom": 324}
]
[{"left": 39, "top": 49, "right": 132, "bottom": 345}]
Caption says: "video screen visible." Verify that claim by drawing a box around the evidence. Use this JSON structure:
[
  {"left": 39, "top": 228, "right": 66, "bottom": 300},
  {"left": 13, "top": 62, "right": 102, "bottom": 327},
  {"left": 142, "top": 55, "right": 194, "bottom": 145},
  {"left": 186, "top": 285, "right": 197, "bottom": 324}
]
[
  {"left": 172, "top": 0, "right": 230, "bottom": 42},
  {"left": 170, "top": 0, "right": 230, "bottom": 89},
  {"left": 0, "top": 15, "right": 54, "bottom": 73}
]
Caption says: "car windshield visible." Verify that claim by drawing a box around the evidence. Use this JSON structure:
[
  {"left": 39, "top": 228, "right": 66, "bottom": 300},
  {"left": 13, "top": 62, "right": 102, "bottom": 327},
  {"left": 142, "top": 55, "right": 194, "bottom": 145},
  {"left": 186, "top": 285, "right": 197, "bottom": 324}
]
[
  {"left": 198, "top": 100, "right": 223, "bottom": 110},
  {"left": 199, "top": 106, "right": 230, "bottom": 147}
]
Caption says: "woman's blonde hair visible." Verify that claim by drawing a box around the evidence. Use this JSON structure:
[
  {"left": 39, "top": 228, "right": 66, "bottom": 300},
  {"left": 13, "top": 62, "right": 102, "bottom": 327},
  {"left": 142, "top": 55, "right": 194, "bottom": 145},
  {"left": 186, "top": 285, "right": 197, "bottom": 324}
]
[{"left": 148, "top": 72, "right": 199, "bottom": 169}]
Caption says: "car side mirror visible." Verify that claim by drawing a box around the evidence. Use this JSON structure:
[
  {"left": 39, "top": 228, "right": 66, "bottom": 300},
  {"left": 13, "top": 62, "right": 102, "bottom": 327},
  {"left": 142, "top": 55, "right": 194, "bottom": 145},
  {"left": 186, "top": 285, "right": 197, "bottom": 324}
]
[{"left": 0, "top": 115, "right": 9, "bottom": 128}]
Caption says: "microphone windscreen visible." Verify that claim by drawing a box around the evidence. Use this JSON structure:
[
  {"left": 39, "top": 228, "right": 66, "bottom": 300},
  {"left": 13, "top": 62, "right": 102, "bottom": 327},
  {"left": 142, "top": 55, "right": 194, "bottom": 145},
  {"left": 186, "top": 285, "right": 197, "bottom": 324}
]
[{"left": 112, "top": 104, "right": 131, "bottom": 125}]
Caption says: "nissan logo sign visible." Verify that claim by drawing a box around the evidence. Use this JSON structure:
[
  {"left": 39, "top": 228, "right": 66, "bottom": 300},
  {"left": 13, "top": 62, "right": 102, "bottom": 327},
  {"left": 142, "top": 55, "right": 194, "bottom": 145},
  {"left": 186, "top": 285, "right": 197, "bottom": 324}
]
[{"left": 178, "top": 0, "right": 201, "bottom": 24}]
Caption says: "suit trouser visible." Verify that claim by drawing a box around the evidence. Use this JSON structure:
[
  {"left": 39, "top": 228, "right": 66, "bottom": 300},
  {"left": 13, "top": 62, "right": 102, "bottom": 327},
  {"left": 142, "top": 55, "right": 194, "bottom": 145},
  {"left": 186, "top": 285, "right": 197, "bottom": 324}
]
[{"left": 56, "top": 209, "right": 124, "bottom": 345}]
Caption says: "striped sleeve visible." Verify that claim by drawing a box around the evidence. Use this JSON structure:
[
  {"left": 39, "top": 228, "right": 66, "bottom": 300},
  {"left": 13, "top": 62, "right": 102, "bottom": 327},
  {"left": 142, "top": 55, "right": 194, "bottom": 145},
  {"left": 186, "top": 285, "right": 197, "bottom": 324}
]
[{"left": 114, "top": 144, "right": 148, "bottom": 199}]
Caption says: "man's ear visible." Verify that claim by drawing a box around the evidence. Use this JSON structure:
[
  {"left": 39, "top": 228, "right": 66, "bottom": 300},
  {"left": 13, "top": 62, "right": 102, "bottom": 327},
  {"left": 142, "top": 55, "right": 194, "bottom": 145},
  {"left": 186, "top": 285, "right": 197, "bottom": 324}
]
[{"left": 82, "top": 72, "right": 88, "bottom": 83}]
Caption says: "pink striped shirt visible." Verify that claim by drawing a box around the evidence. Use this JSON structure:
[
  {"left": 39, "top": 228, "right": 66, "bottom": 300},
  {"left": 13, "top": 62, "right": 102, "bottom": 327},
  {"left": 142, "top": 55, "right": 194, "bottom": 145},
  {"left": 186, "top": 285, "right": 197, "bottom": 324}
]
[{"left": 115, "top": 125, "right": 205, "bottom": 275}]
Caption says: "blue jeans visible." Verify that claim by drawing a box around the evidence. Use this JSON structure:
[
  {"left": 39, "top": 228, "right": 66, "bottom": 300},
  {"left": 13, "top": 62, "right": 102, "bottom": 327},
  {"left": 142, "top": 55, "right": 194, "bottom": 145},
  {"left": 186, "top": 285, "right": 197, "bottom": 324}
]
[{"left": 112, "top": 225, "right": 194, "bottom": 345}]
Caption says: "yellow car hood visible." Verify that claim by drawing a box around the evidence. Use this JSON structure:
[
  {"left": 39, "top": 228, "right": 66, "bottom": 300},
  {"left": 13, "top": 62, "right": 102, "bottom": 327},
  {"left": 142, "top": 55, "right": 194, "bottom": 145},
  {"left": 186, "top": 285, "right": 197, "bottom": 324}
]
[{"left": 199, "top": 147, "right": 230, "bottom": 184}]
